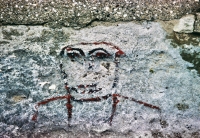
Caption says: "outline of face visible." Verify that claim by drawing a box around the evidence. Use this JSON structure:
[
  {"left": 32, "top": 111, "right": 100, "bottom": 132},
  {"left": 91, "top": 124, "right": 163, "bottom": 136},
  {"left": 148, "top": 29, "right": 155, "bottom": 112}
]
[
  {"left": 32, "top": 42, "right": 161, "bottom": 124},
  {"left": 59, "top": 42, "right": 125, "bottom": 95}
]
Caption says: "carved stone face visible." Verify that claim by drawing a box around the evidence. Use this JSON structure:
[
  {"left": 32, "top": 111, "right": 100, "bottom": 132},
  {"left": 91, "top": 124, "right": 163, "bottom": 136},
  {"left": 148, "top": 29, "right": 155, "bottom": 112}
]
[{"left": 60, "top": 42, "right": 125, "bottom": 96}]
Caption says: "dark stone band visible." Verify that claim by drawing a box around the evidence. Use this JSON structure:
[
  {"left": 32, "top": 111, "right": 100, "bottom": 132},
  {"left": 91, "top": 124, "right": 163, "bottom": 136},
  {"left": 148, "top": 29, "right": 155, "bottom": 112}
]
[{"left": 0, "top": 0, "right": 199, "bottom": 28}]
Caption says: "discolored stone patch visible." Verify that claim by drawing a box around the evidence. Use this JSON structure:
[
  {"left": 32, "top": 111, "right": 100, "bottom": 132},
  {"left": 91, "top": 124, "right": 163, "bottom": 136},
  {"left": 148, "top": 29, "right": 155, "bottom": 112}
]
[
  {"left": 11, "top": 95, "right": 27, "bottom": 103},
  {"left": 2, "top": 28, "right": 23, "bottom": 40},
  {"left": 180, "top": 50, "right": 200, "bottom": 75},
  {"left": 25, "top": 29, "right": 70, "bottom": 43},
  {"left": 164, "top": 23, "right": 200, "bottom": 76},
  {"left": 6, "top": 89, "right": 30, "bottom": 103},
  {"left": 172, "top": 32, "right": 200, "bottom": 46},
  {"left": 175, "top": 103, "right": 189, "bottom": 111}
]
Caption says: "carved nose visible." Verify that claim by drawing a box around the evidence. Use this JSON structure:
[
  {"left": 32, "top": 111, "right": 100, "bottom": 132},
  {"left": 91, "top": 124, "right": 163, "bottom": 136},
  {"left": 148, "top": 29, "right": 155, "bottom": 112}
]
[
  {"left": 88, "top": 63, "right": 94, "bottom": 70},
  {"left": 84, "top": 61, "right": 94, "bottom": 70},
  {"left": 84, "top": 60, "right": 100, "bottom": 72}
]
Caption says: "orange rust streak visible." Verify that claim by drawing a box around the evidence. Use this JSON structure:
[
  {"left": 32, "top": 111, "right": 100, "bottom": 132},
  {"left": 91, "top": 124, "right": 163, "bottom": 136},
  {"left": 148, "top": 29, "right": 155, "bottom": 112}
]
[
  {"left": 66, "top": 95, "right": 73, "bottom": 120},
  {"left": 31, "top": 112, "right": 38, "bottom": 121},
  {"left": 32, "top": 95, "right": 72, "bottom": 122},
  {"left": 93, "top": 42, "right": 100, "bottom": 45},
  {"left": 116, "top": 50, "right": 125, "bottom": 57},
  {"left": 102, "top": 42, "right": 111, "bottom": 45},
  {"left": 67, "top": 103, "right": 72, "bottom": 119},
  {"left": 37, "top": 96, "right": 68, "bottom": 106},
  {"left": 78, "top": 84, "right": 85, "bottom": 88},
  {"left": 136, "top": 100, "right": 160, "bottom": 110},
  {"left": 109, "top": 94, "right": 119, "bottom": 125},
  {"left": 38, "top": 95, "right": 72, "bottom": 111},
  {"left": 96, "top": 52, "right": 110, "bottom": 57},
  {"left": 119, "top": 95, "right": 160, "bottom": 110}
]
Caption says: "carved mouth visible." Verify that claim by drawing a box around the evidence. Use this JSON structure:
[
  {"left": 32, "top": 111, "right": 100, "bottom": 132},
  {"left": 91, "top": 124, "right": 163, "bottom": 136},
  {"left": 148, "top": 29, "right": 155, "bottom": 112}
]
[
  {"left": 79, "top": 88, "right": 102, "bottom": 94},
  {"left": 70, "top": 83, "right": 102, "bottom": 94}
]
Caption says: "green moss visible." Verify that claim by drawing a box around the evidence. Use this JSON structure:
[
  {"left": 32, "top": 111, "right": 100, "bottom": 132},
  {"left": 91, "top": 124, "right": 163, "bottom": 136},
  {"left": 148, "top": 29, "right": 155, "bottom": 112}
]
[
  {"left": 168, "top": 32, "right": 200, "bottom": 76},
  {"left": 180, "top": 50, "right": 200, "bottom": 75},
  {"left": 149, "top": 68, "right": 154, "bottom": 73},
  {"left": 169, "top": 32, "right": 200, "bottom": 47}
]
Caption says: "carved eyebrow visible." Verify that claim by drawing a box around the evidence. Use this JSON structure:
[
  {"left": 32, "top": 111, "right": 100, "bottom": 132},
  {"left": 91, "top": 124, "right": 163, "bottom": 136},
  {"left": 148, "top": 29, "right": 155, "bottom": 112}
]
[
  {"left": 88, "top": 48, "right": 111, "bottom": 56},
  {"left": 69, "top": 48, "right": 85, "bottom": 56},
  {"left": 60, "top": 47, "right": 85, "bottom": 57}
]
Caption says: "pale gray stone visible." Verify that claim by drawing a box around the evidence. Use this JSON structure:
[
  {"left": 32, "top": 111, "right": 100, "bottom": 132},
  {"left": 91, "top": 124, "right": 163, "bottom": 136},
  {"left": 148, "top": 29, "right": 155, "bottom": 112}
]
[
  {"left": 1, "top": 22, "right": 200, "bottom": 137},
  {"left": 194, "top": 13, "right": 200, "bottom": 33},
  {"left": 173, "top": 14, "right": 195, "bottom": 33}
]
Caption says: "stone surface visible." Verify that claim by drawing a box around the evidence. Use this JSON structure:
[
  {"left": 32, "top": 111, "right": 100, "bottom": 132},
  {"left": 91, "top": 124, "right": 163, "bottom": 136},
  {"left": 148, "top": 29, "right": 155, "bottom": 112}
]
[
  {"left": 173, "top": 14, "right": 195, "bottom": 33},
  {"left": 0, "top": 22, "right": 200, "bottom": 137},
  {"left": 172, "top": 32, "right": 200, "bottom": 46},
  {"left": 0, "top": 0, "right": 199, "bottom": 28},
  {"left": 159, "top": 20, "right": 179, "bottom": 35},
  {"left": 194, "top": 12, "right": 200, "bottom": 33}
]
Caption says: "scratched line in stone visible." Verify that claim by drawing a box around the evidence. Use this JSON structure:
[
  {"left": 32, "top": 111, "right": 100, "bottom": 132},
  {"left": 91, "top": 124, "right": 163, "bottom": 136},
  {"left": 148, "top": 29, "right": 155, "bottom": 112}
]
[{"left": 32, "top": 42, "right": 161, "bottom": 126}]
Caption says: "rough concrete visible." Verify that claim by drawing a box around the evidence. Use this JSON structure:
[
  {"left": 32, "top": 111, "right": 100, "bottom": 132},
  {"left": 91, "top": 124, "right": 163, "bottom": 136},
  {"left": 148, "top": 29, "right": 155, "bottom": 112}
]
[{"left": 0, "top": 0, "right": 199, "bottom": 28}]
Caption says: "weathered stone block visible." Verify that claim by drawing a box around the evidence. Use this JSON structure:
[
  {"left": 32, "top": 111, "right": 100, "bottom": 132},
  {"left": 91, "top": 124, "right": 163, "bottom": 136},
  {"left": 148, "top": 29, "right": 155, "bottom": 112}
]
[
  {"left": 173, "top": 14, "right": 195, "bottom": 33},
  {"left": 194, "top": 13, "right": 200, "bottom": 33}
]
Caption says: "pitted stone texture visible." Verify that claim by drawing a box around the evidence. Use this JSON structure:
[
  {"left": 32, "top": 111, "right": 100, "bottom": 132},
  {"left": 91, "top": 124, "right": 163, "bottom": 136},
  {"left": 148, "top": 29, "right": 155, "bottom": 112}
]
[
  {"left": 0, "top": 0, "right": 199, "bottom": 28},
  {"left": 173, "top": 14, "right": 195, "bottom": 33},
  {"left": 1, "top": 22, "right": 200, "bottom": 137},
  {"left": 194, "top": 13, "right": 200, "bottom": 33}
]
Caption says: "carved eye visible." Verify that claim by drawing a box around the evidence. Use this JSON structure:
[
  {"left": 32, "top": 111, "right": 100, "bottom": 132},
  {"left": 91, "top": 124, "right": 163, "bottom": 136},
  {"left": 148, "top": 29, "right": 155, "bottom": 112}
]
[
  {"left": 89, "top": 48, "right": 111, "bottom": 59},
  {"left": 67, "top": 52, "right": 81, "bottom": 61},
  {"left": 92, "top": 52, "right": 111, "bottom": 59}
]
